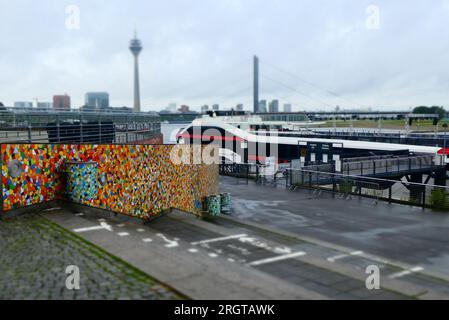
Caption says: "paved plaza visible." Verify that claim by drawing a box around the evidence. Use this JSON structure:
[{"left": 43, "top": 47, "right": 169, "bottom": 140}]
[{"left": 0, "top": 213, "right": 182, "bottom": 300}]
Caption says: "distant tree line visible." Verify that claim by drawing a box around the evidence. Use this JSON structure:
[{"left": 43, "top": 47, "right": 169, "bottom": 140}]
[{"left": 413, "top": 106, "right": 446, "bottom": 119}]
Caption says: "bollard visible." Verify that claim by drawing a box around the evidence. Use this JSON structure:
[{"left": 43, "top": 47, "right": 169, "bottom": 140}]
[
  {"left": 206, "top": 195, "right": 221, "bottom": 216},
  {"left": 220, "top": 193, "right": 232, "bottom": 213}
]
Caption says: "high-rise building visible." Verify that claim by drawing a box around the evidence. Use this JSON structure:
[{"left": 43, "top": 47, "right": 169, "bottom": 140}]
[
  {"left": 53, "top": 94, "right": 71, "bottom": 111},
  {"left": 269, "top": 99, "right": 279, "bottom": 113},
  {"left": 236, "top": 104, "right": 244, "bottom": 111},
  {"left": 129, "top": 30, "right": 143, "bottom": 112},
  {"left": 201, "top": 105, "right": 209, "bottom": 112},
  {"left": 283, "top": 103, "right": 292, "bottom": 113},
  {"left": 85, "top": 92, "right": 109, "bottom": 110},
  {"left": 253, "top": 55, "right": 259, "bottom": 113},
  {"left": 167, "top": 103, "right": 177, "bottom": 112},
  {"left": 258, "top": 100, "right": 267, "bottom": 113},
  {"left": 179, "top": 105, "right": 190, "bottom": 113},
  {"left": 212, "top": 104, "right": 219, "bottom": 111}
]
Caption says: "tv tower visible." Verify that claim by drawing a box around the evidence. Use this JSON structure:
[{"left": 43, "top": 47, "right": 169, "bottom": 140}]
[{"left": 129, "top": 30, "right": 143, "bottom": 112}]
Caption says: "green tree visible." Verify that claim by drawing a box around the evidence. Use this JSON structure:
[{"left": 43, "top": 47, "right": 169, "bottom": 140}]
[
  {"left": 413, "top": 106, "right": 430, "bottom": 114},
  {"left": 429, "top": 106, "right": 446, "bottom": 119},
  {"left": 413, "top": 106, "right": 446, "bottom": 120}
]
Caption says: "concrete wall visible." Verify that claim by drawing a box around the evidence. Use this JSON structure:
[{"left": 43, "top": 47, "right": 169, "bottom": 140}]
[{"left": 1, "top": 143, "right": 219, "bottom": 220}]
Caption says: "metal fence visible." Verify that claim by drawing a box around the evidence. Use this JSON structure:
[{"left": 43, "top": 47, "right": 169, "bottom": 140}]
[
  {"left": 219, "top": 163, "right": 260, "bottom": 182},
  {"left": 341, "top": 155, "right": 436, "bottom": 176},
  {"left": 0, "top": 110, "right": 161, "bottom": 144},
  {"left": 286, "top": 168, "right": 449, "bottom": 210}
]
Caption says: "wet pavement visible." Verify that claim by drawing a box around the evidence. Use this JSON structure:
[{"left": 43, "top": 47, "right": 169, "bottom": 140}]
[
  {"left": 3, "top": 178, "right": 449, "bottom": 300},
  {"left": 43, "top": 208, "right": 448, "bottom": 299},
  {"left": 219, "top": 175, "right": 449, "bottom": 279}
]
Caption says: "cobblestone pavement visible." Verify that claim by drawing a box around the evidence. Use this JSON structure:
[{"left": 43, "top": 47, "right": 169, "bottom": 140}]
[{"left": 0, "top": 214, "right": 184, "bottom": 300}]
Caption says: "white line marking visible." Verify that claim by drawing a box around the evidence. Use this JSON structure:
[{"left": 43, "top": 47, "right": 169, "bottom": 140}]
[
  {"left": 156, "top": 233, "right": 179, "bottom": 248},
  {"left": 116, "top": 224, "right": 125, "bottom": 227},
  {"left": 117, "top": 232, "right": 130, "bottom": 237},
  {"left": 191, "top": 234, "right": 248, "bottom": 245},
  {"left": 188, "top": 248, "right": 198, "bottom": 253},
  {"left": 327, "top": 251, "right": 363, "bottom": 262},
  {"left": 73, "top": 222, "right": 112, "bottom": 233},
  {"left": 44, "top": 207, "right": 61, "bottom": 212},
  {"left": 75, "top": 213, "right": 84, "bottom": 216},
  {"left": 228, "top": 258, "right": 235, "bottom": 262},
  {"left": 247, "top": 251, "right": 306, "bottom": 267},
  {"left": 274, "top": 247, "right": 292, "bottom": 254},
  {"left": 208, "top": 253, "right": 218, "bottom": 258},
  {"left": 137, "top": 228, "right": 145, "bottom": 232},
  {"left": 97, "top": 218, "right": 106, "bottom": 222},
  {"left": 388, "top": 266, "right": 424, "bottom": 279},
  {"left": 142, "top": 238, "right": 153, "bottom": 243}
]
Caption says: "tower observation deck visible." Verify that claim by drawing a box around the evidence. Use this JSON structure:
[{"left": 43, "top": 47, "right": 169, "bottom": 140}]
[{"left": 129, "top": 31, "right": 143, "bottom": 112}]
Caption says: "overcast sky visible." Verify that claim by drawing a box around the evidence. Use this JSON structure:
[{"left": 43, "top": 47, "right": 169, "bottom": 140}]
[{"left": 1, "top": 0, "right": 449, "bottom": 111}]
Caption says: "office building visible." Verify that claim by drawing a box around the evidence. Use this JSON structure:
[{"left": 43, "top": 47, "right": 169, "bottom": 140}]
[
  {"left": 53, "top": 95, "right": 71, "bottom": 111},
  {"left": 85, "top": 92, "right": 109, "bottom": 110},
  {"left": 258, "top": 100, "right": 267, "bottom": 113},
  {"left": 269, "top": 100, "right": 279, "bottom": 113},
  {"left": 13, "top": 101, "right": 33, "bottom": 109},
  {"left": 283, "top": 103, "right": 292, "bottom": 113}
]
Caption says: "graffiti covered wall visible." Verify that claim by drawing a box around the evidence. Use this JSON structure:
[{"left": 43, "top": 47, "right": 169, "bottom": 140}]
[{"left": 1, "top": 144, "right": 219, "bottom": 219}]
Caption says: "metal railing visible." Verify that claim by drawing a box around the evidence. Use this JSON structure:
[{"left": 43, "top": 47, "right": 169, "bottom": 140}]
[
  {"left": 286, "top": 168, "right": 449, "bottom": 210},
  {"left": 0, "top": 110, "right": 161, "bottom": 144},
  {"left": 341, "top": 155, "right": 437, "bottom": 176}
]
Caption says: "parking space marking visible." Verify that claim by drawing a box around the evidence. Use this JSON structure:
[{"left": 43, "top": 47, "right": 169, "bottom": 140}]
[
  {"left": 156, "top": 233, "right": 179, "bottom": 248},
  {"left": 191, "top": 234, "right": 248, "bottom": 245},
  {"left": 327, "top": 250, "right": 363, "bottom": 262},
  {"left": 44, "top": 207, "right": 62, "bottom": 212},
  {"left": 388, "top": 266, "right": 424, "bottom": 279},
  {"left": 209, "top": 253, "right": 218, "bottom": 258},
  {"left": 142, "top": 238, "right": 153, "bottom": 243},
  {"left": 74, "top": 222, "right": 112, "bottom": 233},
  {"left": 117, "top": 232, "right": 130, "bottom": 237},
  {"left": 137, "top": 228, "right": 145, "bottom": 232},
  {"left": 247, "top": 251, "right": 306, "bottom": 267},
  {"left": 188, "top": 248, "right": 198, "bottom": 253}
]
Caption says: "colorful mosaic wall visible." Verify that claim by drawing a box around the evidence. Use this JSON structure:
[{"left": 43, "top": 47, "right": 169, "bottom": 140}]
[{"left": 1, "top": 144, "right": 219, "bottom": 220}]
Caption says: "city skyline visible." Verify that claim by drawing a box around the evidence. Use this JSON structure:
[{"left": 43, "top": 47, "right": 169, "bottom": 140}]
[{"left": 1, "top": 1, "right": 449, "bottom": 111}]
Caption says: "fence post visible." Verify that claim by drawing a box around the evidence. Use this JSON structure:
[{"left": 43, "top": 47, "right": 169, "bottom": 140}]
[
  {"left": 125, "top": 115, "right": 129, "bottom": 143},
  {"left": 332, "top": 173, "right": 336, "bottom": 196},
  {"left": 56, "top": 114, "right": 60, "bottom": 143},
  {"left": 79, "top": 113, "right": 84, "bottom": 143},
  {"left": 27, "top": 113, "right": 32, "bottom": 143},
  {"left": 388, "top": 186, "right": 392, "bottom": 203},
  {"left": 422, "top": 187, "right": 426, "bottom": 209}
]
